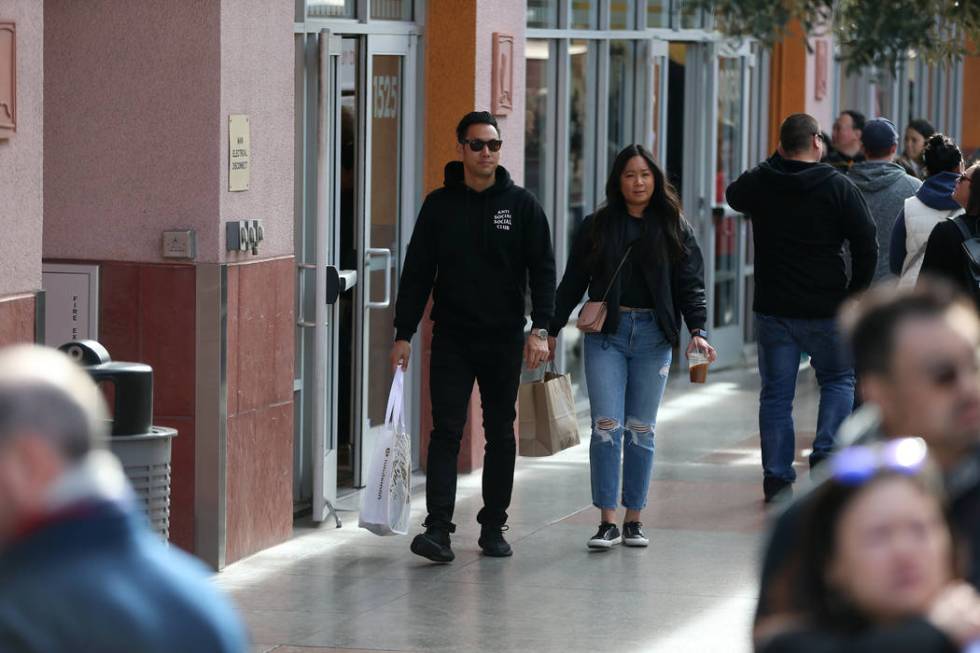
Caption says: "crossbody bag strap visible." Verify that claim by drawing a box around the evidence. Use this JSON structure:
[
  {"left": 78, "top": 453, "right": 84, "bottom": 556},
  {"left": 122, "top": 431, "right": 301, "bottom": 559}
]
[{"left": 598, "top": 244, "right": 634, "bottom": 303}]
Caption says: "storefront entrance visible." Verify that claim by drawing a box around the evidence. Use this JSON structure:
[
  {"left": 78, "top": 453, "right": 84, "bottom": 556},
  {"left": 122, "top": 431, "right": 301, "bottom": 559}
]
[{"left": 293, "top": 23, "right": 418, "bottom": 522}]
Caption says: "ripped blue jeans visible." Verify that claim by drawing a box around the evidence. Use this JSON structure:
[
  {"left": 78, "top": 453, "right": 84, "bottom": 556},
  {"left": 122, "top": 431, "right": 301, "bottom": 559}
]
[{"left": 584, "top": 310, "right": 672, "bottom": 511}]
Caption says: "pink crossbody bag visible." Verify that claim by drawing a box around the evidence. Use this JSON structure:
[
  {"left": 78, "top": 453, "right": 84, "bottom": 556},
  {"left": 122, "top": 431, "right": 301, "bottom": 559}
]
[{"left": 576, "top": 245, "right": 634, "bottom": 333}]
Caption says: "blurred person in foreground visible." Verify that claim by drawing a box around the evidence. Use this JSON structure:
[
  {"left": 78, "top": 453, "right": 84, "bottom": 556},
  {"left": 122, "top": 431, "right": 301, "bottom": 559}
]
[
  {"left": 0, "top": 345, "right": 248, "bottom": 653},
  {"left": 755, "top": 279, "right": 980, "bottom": 647},
  {"left": 759, "top": 440, "right": 980, "bottom": 653}
]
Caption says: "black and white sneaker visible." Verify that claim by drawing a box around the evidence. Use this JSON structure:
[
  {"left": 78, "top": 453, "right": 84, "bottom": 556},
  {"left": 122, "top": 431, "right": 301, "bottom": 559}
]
[
  {"left": 587, "top": 523, "right": 622, "bottom": 550},
  {"left": 622, "top": 521, "right": 649, "bottom": 547}
]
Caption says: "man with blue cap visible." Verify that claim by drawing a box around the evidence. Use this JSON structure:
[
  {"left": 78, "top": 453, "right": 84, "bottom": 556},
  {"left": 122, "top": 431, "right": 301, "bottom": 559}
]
[{"left": 848, "top": 117, "right": 922, "bottom": 281}]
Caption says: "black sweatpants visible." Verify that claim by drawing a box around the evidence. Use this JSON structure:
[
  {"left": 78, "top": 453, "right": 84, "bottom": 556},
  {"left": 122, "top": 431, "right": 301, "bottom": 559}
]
[{"left": 425, "top": 331, "right": 524, "bottom": 529}]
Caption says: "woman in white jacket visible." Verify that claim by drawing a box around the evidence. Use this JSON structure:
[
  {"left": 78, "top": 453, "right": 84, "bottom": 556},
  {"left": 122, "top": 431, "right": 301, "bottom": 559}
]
[{"left": 890, "top": 134, "right": 964, "bottom": 287}]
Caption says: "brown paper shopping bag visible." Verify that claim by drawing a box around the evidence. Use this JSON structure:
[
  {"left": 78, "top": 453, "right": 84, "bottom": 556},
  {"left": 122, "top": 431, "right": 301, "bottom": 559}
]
[
  {"left": 519, "top": 370, "right": 580, "bottom": 457},
  {"left": 518, "top": 381, "right": 539, "bottom": 450}
]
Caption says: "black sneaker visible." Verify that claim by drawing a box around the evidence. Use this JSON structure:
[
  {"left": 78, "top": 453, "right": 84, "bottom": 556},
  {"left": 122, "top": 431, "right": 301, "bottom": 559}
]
[
  {"left": 478, "top": 524, "right": 513, "bottom": 557},
  {"left": 763, "top": 477, "right": 793, "bottom": 504},
  {"left": 587, "top": 523, "right": 621, "bottom": 550},
  {"left": 410, "top": 523, "right": 455, "bottom": 563},
  {"left": 622, "top": 521, "right": 649, "bottom": 547}
]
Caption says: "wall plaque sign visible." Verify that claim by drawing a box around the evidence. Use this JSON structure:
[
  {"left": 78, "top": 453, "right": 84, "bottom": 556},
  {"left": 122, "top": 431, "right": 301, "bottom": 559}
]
[
  {"left": 229, "top": 114, "right": 250, "bottom": 191},
  {"left": 815, "top": 40, "right": 828, "bottom": 101},
  {"left": 0, "top": 22, "right": 15, "bottom": 139},
  {"left": 491, "top": 33, "right": 514, "bottom": 116}
]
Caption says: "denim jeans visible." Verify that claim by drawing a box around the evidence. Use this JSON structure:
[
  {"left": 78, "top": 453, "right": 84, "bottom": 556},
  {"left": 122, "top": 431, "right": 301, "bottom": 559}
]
[
  {"left": 756, "top": 313, "right": 855, "bottom": 484},
  {"left": 426, "top": 331, "right": 524, "bottom": 530},
  {"left": 584, "top": 311, "right": 672, "bottom": 511}
]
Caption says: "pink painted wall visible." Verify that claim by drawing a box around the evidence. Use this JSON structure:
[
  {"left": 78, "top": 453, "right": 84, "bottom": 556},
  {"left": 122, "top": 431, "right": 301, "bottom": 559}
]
[
  {"left": 475, "top": 0, "right": 526, "bottom": 185},
  {"left": 43, "top": 0, "right": 222, "bottom": 263},
  {"left": 0, "top": 0, "right": 42, "bottom": 296},
  {"left": 219, "top": 0, "right": 294, "bottom": 263},
  {"left": 806, "top": 36, "right": 835, "bottom": 134}
]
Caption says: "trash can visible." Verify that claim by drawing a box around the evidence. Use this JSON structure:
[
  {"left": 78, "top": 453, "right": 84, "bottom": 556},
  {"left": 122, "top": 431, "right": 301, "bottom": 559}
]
[{"left": 59, "top": 340, "right": 177, "bottom": 540}]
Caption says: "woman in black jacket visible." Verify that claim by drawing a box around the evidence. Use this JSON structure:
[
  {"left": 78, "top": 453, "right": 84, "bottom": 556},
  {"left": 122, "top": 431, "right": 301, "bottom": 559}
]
[
  {"left": 758, "top": 440, "right": 980, "bottom": 653},
  {"left": 548, "top": 144, "right": 715, "bottom": 550},
  {"left": 920, "top": 163, "right": 980, "bottom": 307}
]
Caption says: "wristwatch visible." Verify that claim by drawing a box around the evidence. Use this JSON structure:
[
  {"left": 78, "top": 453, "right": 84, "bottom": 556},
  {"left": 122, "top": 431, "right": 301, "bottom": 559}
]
[
  {"left": 690, "top": 328, "right": 708, "bottom": 339},
  {"left": 534, "top": 328, "right": 549, "bottom": 341}
]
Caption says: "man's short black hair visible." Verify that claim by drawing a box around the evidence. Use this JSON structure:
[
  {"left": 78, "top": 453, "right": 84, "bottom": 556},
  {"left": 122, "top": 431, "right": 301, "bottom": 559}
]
[
  {"left": 841, "top": 278, "right": 974, "bottom": 379},
  {"left": 779, "top": 113, "right": 820, "bottom": 156},
  {"left": 841, "top": 110, "right": 866, "bottom": 132},
  {"left": 456, "top": 111, "right": 499, "bottom": 143}
]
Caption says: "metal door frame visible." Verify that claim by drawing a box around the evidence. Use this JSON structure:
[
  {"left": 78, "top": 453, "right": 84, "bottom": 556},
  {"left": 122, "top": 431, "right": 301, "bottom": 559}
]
[
  {"left": 705, "top": 40, "right": 752, "bottom": 368},
  {"left": 352, "top": 33, "right": 417, "bottom": 487}
]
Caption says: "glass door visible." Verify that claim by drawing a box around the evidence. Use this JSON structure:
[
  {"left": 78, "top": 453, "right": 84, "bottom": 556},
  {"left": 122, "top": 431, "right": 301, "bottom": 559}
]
[
  {"left": 353, "top": 34, "right": 416, "bottom": 487},
  {"left": 642, "top": 40, "right": 669, "bottom": 164},
  {"left": 307, "top": 30, "right": 343, "bottom": 523},
  {"left": 708, "top": 43, "right": 752, "bottom": 368}
]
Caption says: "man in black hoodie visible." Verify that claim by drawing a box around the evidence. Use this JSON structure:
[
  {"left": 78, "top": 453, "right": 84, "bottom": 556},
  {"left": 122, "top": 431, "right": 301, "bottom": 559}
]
[
  {"left": 726, "top": 113, "right": 878, "bottom": 503},
  {"left": 390, "top": 111, "right": 556, "bottom": 562}
]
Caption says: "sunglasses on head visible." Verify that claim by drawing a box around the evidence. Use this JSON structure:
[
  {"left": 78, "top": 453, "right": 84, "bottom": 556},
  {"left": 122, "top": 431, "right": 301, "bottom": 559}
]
[
  {"left": 460, "top": 138, "right": 503, "bottom": 153},
  {"left": 830, "top": 437, "right": 928, "bottom": 486}
]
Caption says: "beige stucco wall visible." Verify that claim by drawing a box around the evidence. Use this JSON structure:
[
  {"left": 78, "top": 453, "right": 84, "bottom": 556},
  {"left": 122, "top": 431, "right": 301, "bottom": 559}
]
[
  {"left": 475, "top": 0, "right": 526, "bottom": 184},
  {"left": 43, "top": 0, "right": 222, "bottom": 263},
  {"left": 219, "top": 0, "right": 294, "bottom": 263},
  {"left": 0, "top": 0, "right": 42, "bottom": 295}
]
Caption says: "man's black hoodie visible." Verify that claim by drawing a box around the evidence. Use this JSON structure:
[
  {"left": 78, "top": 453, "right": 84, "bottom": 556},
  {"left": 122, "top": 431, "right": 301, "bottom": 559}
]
[
  {"left": 726, "top": 154, "right": 877, "bottom": 319},
  {"left": 394, "top": 161, "right": 556, "bottom": 342}
]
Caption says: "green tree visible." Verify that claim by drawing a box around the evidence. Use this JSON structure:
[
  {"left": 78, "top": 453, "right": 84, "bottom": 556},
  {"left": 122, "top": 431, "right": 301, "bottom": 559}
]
[{"left": 692, "top": 0, "right": 980, "bottom": 73}]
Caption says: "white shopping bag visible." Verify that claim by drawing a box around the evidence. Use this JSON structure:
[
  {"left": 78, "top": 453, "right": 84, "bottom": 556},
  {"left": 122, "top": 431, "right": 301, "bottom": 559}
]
[{"left": 358, "top": 367, "right": 412, "bottom": 535}]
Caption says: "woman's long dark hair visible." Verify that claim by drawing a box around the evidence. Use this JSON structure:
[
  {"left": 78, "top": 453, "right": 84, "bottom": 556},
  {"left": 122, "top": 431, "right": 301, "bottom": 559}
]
[{"left": 590, "top": 145, "right": 687, "bottom": 273}]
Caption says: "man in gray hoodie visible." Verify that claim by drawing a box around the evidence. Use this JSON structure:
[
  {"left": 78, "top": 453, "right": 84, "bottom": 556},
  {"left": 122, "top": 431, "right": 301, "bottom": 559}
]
[{"left": 848, "top": 118, "right": 922, "bottom": 281}]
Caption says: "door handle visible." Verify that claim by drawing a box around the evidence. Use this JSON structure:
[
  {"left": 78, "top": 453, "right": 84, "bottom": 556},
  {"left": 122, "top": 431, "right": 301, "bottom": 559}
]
[
  {"left": 326, "top": 266, "right": 358, "bottom": 305},
  {"left": 365, "top": 248, "right": 392, "bottom": 309}
]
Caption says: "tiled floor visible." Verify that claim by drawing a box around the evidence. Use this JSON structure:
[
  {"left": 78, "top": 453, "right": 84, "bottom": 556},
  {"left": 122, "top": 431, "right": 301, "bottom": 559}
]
[{"left": 215, "top": 362, "right": 824, "bottom": 653}]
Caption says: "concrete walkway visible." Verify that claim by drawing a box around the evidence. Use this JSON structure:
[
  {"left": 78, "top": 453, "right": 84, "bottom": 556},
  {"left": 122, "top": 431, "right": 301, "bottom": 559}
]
[{"left": 215, "top": 362, "right": 823, "bottom": 653}]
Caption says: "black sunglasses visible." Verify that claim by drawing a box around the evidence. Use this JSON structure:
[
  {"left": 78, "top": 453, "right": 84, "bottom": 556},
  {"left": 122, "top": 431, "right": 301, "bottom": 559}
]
[{"left": 460, "top": 138, "right": 503, "bottom": 153}]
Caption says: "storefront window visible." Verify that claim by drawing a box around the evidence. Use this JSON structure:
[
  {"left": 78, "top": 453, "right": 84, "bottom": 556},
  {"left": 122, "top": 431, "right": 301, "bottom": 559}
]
[
  {"left": 716, "top": 57, "right": 742, "bottom": 204},
  {"left": 525, "top": 40, "right": 555, "bottom": 212},
  {"left": 647, "top": 0, "right": 669, "bottom": 28},
  {"left": 609, "top": 0, "right": 637, "bottom": 29},
  {"left": 371, "top": 0, "right": 412, "bottom": 20},
  {"left": 308, "top": 0, "right": 356, "bottom": 18},
  {"left": 569, "top": 40, "right": 598, "bottom": 250},
  {"left": 715, "top": 58, "right": 744, "bottom": 330},
  {"left": 679, "top": 0, "right": 706, "bottom": 29},
  {"left": 608, "top": 41, "right": 637, "bottom": 169},
  {"left": 571, "top": 0, "right": 599, "bottom": 29},
  {"left": 527, "top": 0, "right": 559, "bottom": 28}
]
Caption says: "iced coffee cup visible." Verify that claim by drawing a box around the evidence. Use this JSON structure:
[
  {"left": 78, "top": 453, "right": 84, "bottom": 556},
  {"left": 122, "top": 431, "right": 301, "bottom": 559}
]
[{"left": 689, "top": 349, "right": 709, "bottom": 384}]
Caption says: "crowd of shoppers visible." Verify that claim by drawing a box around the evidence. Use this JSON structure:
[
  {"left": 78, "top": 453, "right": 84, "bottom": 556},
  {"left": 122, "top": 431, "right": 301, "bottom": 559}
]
[{"left": 6, "top": 102, "right": 979, "bottom": 649}]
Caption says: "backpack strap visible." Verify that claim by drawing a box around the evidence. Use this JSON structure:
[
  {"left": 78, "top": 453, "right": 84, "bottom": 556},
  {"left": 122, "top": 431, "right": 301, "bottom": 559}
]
[{"left": 952, "top": 215, "right": 975, "bottom": 241}]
